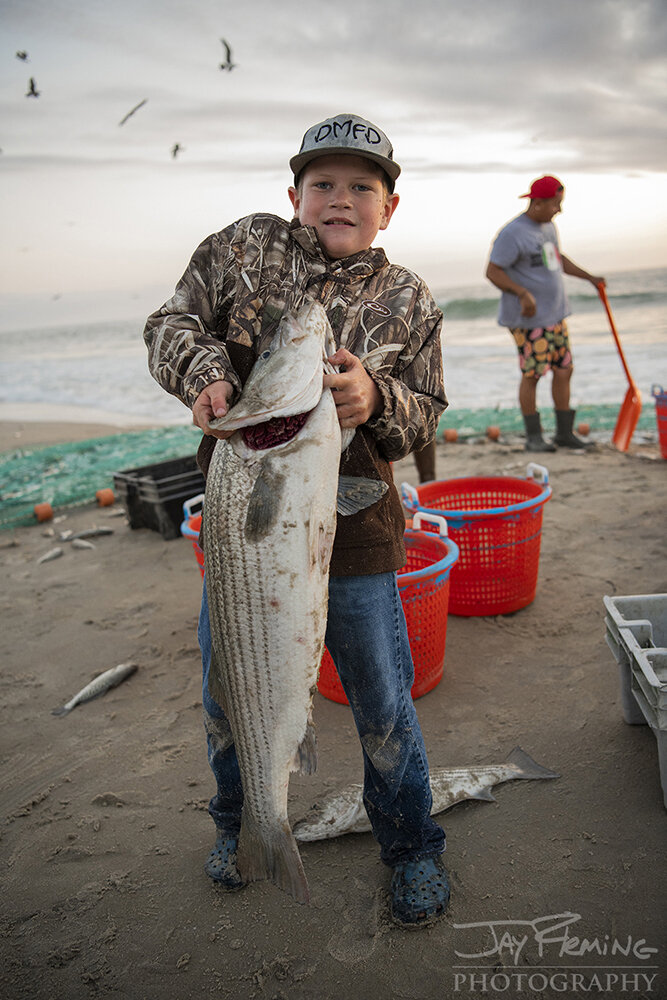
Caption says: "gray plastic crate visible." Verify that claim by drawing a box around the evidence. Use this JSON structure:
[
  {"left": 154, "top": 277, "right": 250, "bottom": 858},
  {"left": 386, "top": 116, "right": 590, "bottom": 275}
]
[{"left": 603, "top": 593, "right": 667, "bottom": 808}]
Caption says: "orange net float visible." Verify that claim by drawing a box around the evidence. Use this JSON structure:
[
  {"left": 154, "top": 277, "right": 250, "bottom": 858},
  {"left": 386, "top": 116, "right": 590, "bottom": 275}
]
[
  {"left": 34, "top": 502, "right": 54, "bottom": 522},
  {"left": 95, "top": 488, "right": 116, "bottom": 507}
]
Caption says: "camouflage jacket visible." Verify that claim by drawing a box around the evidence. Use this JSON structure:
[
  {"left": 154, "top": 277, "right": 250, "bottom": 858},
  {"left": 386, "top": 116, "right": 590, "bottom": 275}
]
[{"left": 144, "top": 213, "right": 447, "bottom": 575}]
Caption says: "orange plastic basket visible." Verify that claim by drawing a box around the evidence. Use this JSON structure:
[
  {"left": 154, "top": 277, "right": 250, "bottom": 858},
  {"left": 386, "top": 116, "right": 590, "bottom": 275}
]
[
  {"left": 180, "top": 494, "right": 205, "bottom": 577},
  {"left": 652, "top": 385, "right": 667, "bottom": 460},
  {"left": 401, "top": 463, "right": 552, "bottom": 617},
  {"left": 181, "top": 500, "right": 459, "bottom": 706},
  {"left": 318, "top": 512, "right": 459, "bottom": 704}
]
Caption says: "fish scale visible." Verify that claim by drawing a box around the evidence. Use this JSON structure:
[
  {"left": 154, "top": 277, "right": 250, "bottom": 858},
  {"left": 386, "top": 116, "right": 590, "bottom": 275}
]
[{"left": 207, "top": 450, "right": 280, "bottom": 806}]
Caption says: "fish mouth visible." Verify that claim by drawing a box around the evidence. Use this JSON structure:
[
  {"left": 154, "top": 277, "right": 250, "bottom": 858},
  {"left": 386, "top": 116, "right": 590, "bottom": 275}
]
[{"left": 241, "top": 411, "right": 310, "bottom": 450}]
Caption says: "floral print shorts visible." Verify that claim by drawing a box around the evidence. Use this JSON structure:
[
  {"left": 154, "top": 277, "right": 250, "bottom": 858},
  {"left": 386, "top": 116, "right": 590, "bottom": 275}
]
[{"left": 509, "top": 320, "right": 572, "bottom": 379}]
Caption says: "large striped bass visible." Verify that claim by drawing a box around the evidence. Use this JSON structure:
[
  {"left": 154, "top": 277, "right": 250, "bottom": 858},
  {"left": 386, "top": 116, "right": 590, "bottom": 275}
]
[{"left": 203, "top": 300, "right": 384, "bottom": 904}]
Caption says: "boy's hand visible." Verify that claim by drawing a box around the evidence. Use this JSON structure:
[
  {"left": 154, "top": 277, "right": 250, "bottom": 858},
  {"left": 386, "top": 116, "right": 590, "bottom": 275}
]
[
  {"left": 192, "top": 380, "right": 235, "bottom": 438},
  {"left": 324, "top": 349, "right": 382, "bottom": 429}
]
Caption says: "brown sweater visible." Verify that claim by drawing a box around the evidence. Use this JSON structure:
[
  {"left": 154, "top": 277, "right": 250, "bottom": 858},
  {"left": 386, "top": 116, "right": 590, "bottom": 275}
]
[{"left": 144, "top": 213, "right": 447, "bottom": 576}]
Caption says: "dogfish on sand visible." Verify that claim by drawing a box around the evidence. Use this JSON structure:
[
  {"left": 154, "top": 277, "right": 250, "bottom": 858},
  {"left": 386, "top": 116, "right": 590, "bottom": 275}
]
[
  {"left": 203, "top": 301, "right": 386, "bottom": 904},
  {"left": 292, "top": 747, "right": 560, "bottom": 842}
]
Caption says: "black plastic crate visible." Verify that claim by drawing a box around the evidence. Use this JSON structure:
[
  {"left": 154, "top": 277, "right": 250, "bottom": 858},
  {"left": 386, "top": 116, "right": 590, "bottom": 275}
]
[{"left": 113, "top": 455, "right": 205, "bottom": 540}]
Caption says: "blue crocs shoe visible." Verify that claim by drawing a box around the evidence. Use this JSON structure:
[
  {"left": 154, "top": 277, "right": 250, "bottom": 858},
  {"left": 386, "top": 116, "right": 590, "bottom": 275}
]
[
  {"left": 390, "top": 855, "right": 450, "bottom": 927},
  {"left": 204, "top": 832, "right": 245, "bottom": 890}
]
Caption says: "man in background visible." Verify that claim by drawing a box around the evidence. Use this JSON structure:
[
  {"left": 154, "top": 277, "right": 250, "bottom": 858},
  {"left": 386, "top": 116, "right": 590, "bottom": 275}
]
[{"left": 486, "top": 175, "right": 605, "bottom": 451}]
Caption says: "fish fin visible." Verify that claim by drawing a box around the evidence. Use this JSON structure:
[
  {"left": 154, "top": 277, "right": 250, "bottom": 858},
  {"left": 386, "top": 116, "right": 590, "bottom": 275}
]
[
  {"left": 245, "top": 461, "right": 285, "bottom": 542},
  {"left": 470, "top": 787, "right": 496, "bottom": 802},
  {"left": 292, "top": 720, "right": 318, "bottom": 775},
  {"left": 336, "top": 476, "right": 388, "bottom": 516},
  {"left": 237, "top": 815, "right": 310, "bottom": 905},
  {"left": 506, "top": 746, "right": 560, "bottom": 780},
  {"left": 340, "top": 427, "right": 355, "bottom": 452}
]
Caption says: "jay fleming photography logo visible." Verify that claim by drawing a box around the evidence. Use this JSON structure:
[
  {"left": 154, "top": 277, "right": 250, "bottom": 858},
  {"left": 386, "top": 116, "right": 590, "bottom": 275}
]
[{"left": 451, "top": 911, "right": 659, "bottom": 996}]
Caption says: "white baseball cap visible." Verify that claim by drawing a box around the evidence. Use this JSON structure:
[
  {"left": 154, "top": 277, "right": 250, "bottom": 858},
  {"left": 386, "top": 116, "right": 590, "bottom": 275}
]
[{"left": 290, "top": 113, "right": 401, "bottom": 184}]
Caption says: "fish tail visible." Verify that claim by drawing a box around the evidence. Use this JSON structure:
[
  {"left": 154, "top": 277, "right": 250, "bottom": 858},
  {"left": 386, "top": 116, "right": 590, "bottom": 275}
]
[
  {"left": 292, "top": 720, "right": 318, "bottom": 775},
  {"left": 506, "top": 746, "right": 560, "bottom": 780},
  {"left": 51, "top": 705, "right": 70, "bottom": 716},
  {"left": 237, "top": 815, "right": 310, "bottom": 904},
  {"left": 470, "top": 787, "right": 496, "bottom": 802}
]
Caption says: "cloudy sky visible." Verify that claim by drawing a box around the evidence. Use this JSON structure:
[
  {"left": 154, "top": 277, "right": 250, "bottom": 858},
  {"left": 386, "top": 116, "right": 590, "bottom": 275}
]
[{"left": 2, "top": 0, "right": 666, "bottom": 327}]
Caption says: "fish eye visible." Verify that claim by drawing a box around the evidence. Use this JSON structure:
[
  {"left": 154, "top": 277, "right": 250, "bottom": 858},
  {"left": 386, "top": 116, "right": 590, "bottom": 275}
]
[{"left": 261, "top": 350, "right": 271, "bottom": 360}]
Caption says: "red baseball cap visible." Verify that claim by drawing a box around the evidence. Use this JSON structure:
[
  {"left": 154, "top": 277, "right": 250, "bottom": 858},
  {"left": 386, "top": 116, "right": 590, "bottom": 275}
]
[{"left": 519, "top": 175, "right": 564, "bottom": 199}]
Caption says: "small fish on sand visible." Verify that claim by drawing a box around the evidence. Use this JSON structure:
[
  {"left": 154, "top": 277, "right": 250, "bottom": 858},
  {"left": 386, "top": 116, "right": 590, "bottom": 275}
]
[
  {"left": 52, "top": 663, "right": 138, "bottom": 716},
  {"left": 71, "top": 527, "right": 114, "bottom": 539},
  {"left": 37, "top": 547, "right": 63, "bottom": 564},
  {"left": 292, "top": 747, "right": 559, "bottom": 842},
  {"left": 72, "top": 538, "right": 95, "bottom": 550}
]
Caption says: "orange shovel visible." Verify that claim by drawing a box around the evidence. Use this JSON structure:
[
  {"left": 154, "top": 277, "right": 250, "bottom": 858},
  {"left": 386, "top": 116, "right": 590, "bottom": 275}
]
[{"left": 597, "top": 282, "right": 642, "bottom": 452}]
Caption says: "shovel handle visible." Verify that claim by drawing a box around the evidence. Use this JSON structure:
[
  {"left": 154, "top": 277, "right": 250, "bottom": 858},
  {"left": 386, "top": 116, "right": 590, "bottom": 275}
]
[{"left": 596, "top": 282, "right": 635, "bottom": 387}]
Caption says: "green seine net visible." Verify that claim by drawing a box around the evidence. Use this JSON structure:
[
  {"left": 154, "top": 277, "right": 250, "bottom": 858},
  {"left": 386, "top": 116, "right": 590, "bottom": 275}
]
[{"left": 0, "top": 404, "right": 655, "bottom": 529}]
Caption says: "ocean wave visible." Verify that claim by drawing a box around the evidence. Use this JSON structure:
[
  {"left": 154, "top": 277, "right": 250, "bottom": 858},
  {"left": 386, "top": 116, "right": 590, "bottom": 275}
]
[
  {"left": 436, "top": 266, "right": 667, "bottom": 320},
  {"left": 439, "top": 287, "right": 666, "bottom": 321}
]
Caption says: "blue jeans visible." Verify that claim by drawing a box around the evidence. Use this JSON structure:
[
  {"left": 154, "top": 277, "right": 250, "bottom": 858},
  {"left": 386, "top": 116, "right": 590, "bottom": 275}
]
[{"left": 199, "top": 572, "right": 445, "bottom": 867}]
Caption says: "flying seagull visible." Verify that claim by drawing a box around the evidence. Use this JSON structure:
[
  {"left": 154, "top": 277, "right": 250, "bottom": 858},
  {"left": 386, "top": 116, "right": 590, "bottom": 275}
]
[
  {"left": 219, "top": 38, "right": 236, "bottom": 71},
  {"left": 16, "top": 51, "right": 28, "bottom": 61},
  {"left": 171, "top": 143, "right": 183, "bottom": 159},
  {"left": 26, "top": 77, "right": 40, "bottom": 98},
  {"left": 118, "top": 98, "right": 148, "bottom": 126}
]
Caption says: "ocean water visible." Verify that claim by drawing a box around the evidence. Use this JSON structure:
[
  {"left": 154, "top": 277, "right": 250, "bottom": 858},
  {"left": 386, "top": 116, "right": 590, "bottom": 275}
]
[
  {"left": 1, "top": 267, "right": 665, "bottom": 426},
  {"left": 436, "top": 266, "right": 667, "bottom": 412}
]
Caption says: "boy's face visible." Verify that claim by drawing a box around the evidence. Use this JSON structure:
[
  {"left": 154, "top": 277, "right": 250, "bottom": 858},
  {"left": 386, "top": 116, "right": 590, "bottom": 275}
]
[{"left": 288, "top": 155, "right": 399, "bottom": 260}]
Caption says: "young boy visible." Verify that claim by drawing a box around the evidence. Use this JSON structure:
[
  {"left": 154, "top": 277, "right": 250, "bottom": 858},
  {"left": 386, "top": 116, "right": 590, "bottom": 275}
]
[{"left": 144, "top": 113, "right": 449, "bottom": 927}]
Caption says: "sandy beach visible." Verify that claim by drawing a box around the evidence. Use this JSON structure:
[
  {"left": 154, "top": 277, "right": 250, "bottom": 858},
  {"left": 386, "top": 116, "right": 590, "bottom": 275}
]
[{"left": 1, "top": 419, "right": 666, "bottom": 1000}]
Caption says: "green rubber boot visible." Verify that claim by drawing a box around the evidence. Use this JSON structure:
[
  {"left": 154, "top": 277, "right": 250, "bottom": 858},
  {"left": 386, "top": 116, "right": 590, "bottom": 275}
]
[
  {"left": 554, "top": 409, "right": 591, "bottom": 449},
  {"left": 523, "top": 412, "right": 556, "bottom": 452}
]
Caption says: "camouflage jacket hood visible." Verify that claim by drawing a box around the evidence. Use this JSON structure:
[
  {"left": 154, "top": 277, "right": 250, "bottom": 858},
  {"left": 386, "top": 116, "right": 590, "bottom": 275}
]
[{"left": 144, "top": 213, "right": 447, "bottom": 575}]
